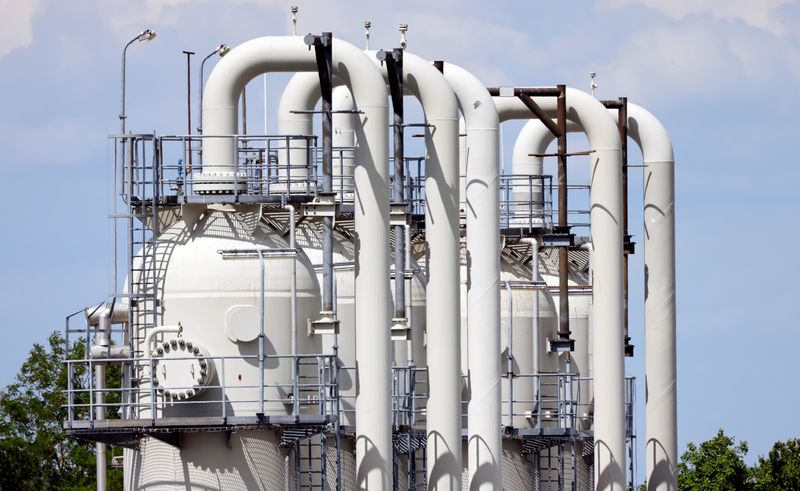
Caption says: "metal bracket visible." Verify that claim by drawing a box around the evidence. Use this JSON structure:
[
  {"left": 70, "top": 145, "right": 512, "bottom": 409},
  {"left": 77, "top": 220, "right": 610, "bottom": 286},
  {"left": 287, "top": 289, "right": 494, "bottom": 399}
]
[
  {"left": 547, "top": 338, "right": 575, "bottom": 353},
  {"left": 624, "top": 338, "right": 635, "bottom": 357},
  {"left": 390, "top": 203, "right": 410, "bottom": 226},
  {"left": 541, "top": 231, "right": 575, "bottom": 248},
  {"left": 624, "top": 235, "right": 636, "bottom": 255},
  {"left": 308, "top": 311, "right": 340, "bottom": 336},
  {"left": 391, "top": 318, "right": 410, "bottom": 341},
  {"left": 301, "top": 192, "right": 339, "bottom": 221}
]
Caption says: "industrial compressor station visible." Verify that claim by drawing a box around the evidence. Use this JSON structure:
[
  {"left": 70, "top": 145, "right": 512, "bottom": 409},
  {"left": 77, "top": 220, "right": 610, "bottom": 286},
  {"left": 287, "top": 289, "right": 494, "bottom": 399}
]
[{"left": 63, "top": 14, "right": 677, "bottom": 491}]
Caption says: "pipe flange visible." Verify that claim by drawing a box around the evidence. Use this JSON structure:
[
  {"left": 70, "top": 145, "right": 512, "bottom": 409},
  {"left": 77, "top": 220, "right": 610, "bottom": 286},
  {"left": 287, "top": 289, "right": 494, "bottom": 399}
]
[
  {"left": 193, "top": 171, "right": 248, "bottom": 194},
  {"left": 152, "top": 336, "right": 214, "bottom": 400}
]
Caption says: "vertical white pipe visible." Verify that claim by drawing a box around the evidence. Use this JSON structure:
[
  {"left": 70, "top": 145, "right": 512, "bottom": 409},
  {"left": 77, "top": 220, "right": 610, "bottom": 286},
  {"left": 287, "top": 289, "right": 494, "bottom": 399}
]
[
  {"left": 513, "top": 103, "right": 677, "bottom": 489},
  {"left": 95, "top": 365, "right": 106, "bottom": 491},
  {"left": 440, "top": 62, "right": 501, "bottom": 490},
  {"left": 624, "top": 103, "right": 676, "bottom": 491},
  {"left": 202, "top": 36, "right": 391, "bottom": 488},
  {"left": 332, "top": 86, "right": 356, "bottom": 193},
  {"left": 373, "top": 52, "right": 461, "bottom": 490},
  {"left": 286, "top": 205, "right": 297, "bottom": 359},
  {"left": 494, "top": 90, "right": 625, "bottom": 490}
]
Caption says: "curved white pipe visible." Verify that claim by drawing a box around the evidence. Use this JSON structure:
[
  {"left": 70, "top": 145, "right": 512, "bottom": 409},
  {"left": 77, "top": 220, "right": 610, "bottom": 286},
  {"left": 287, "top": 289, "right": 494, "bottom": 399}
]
[
  {"left": 439, "top": 61, "right": 502, "bottom": 490},
  {"left": 371, "top": 51, "right": 462, "bottom": 490},
  {"left": 494, "top": 90, "right": 626, "bottom": 490},
  {"left": 278, "top": 51, "right": 462, "bottom": 488},
  {"left": 201, "top": 36, "right": 392, "bottom": 488},
  {"left": 510, "top": 102, "right": 677, "bottom": 489},
  {"left": 625, "top": 103, "right": 676, "bottom": 491},
  {"left": 144, "top": 325, "right": 181, "bottom": 358}
]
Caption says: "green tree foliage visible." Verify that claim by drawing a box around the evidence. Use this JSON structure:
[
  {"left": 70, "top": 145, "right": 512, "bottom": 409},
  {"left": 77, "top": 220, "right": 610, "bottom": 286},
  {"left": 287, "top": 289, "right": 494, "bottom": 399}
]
[
  {"left": 677, "top": 429, "right": 752, "bottom": 490},
  {"left": 0, "top": 331, "right": 122, "bottom": 490},
  {"left": 752, "top": 439, "right": 800, "bottom": 491}
]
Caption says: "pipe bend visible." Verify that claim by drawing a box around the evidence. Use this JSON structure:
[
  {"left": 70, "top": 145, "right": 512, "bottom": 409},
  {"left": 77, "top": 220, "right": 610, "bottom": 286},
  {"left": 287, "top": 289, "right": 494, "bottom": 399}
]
[{"left": 144, "top": 325, "right": 182, "bottom": 358}]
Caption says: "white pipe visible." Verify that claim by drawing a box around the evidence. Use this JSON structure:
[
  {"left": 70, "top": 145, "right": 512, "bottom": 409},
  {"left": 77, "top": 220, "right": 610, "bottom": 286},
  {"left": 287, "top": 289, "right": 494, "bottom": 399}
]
[
  {"left": 144, "top": 325, "right": 181, "bottom": 358},
  {"left": 286, "top": 204, "right": 297, "bottom": 360},
  {"left": 276, "top": 72, "right": 320, "bottom": 187},
  {"left": 332, "top": 86, "right": 356, "bottom": 193},
  {"left": 510, "top": 118, "right": 580, "bottom": 226},
  {"left": 202, "top": 36, "right": 391, "bottom": 487},
  {"left": 494, "top": 90, "right": 626, "bottom": 490},
  {"left": 511, "top": 103, "right": 677, "bottom": 489},
  {"left": 521, "top": 237, "right": 541, "bottom": 376},
  {"left": 439, "top": 61, "right": 502, "bottom": 490},
  {"left": 404, "top": 223, "right": 413, "bottom": 365},
  {"left": 278, "top": 51, "right": 462, "bottom": 487},
  {"left": 95, "top": 364, "right": 106, "bottom": 490},
  {"left": 624, "top": 103, "right": 676, "bottom": 491},
  {"left": 372, "top": 51, "right": 461, "bottom": 490}
]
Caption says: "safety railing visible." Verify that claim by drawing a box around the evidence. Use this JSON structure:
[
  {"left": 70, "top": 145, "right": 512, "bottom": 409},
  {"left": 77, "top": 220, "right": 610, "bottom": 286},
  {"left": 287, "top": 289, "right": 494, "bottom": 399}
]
[
  {"left": 62, "top": 352, "right": 340, "bottom": 428},
  {"left": 499, "top": 174, "right": 554, "bottom": 231},
  {"left": 501, "top": 373, "right": 636, "bottom": 437},
  {"left": 391, "top": 365, "right": 428, "bottom": 429},
  {"left": 113, "top": 133, "right": 323, "bottom": 203}
]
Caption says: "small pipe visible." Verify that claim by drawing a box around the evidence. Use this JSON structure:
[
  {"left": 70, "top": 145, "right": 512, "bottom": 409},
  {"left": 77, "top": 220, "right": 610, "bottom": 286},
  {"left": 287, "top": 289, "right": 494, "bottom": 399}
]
[
  {"left": 95, "top": 364, "right": 106, "bottom": 490},
  {"left": 257, "top": 249, "right": 266, "bottom": 415},
  {"left": 143, "top": 325, "right": 181, "bottom": 358},
  {"left": 522, "top": 238, "right": 540, "bottom": 377},
  {"left": 618, "top": 97, "right": 631, "bottom": 351},
  {"left": 556, "top": 85, "right": 570, "bottom": 341},
  {"left": 505, "top": 281, "right": 514, "bottom": 429},
  {"left": 387, "top": 49, "right": 406, "bottom": 322},
  {"left": 182, "top": 51, "right": 195, "bottom": 173},
  {"left": 404, "top": 224, "right": 413, "bottom": 365},
  {"left": 286, "top": 204, "right": 298, "bottom": 366},
  {"left": 241, "top": 85, "right": 248, "bottom": 135}
]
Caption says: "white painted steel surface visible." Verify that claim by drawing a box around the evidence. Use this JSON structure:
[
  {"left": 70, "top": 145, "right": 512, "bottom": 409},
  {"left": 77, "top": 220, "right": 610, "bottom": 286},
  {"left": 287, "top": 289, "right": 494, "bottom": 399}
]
[
  {"left": 439, "top": 61, "right": 503, "bottom": 490},
  {"left": 624, "top": 103, "right": 677, "bottom": 491},
  {"left": 495, "top": 89, "right": 626, "bottom": 490},
  {"left": 371, "top": 51, "right": 462, "bottom": 490},
  {"left": 201, "top": 36, "right": 392, "bottom": 488}
]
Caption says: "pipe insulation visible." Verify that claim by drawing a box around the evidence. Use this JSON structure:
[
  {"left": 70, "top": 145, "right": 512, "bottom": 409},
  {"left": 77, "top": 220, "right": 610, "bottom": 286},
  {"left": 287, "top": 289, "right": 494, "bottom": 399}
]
[
  {"left": 439, "top": 61, "right": 502, "bottom": 490},
  {"left": 373, "top": 51, "right": 462, "bottom": 490},
  {"left": 512, "top": 104, "right": 677, "bottom": 490},
  {"left": 201, "top": 36, "right": 392, "bottom": 489},
  {"left": 625, "top": 103, "right": 676, "bottom": 491},
  {"left": 494, "top": 90, "right": 626, "bottom": 490},
  {"left": 278, "top": 52, "right": 463, "bottom": 488}
]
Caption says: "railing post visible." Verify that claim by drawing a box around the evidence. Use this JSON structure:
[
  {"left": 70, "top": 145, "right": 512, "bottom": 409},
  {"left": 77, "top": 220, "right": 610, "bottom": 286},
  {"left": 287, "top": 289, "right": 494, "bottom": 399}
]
[{"left": 221, "top": 357, "right": 227, "bottom": 421}]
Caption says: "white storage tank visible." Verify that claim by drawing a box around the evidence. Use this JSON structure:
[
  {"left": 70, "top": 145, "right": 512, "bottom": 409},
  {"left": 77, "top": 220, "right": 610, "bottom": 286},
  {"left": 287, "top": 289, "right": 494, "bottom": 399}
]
[{"left": 126, "top": 208, "right": 323, "bottom": 489}]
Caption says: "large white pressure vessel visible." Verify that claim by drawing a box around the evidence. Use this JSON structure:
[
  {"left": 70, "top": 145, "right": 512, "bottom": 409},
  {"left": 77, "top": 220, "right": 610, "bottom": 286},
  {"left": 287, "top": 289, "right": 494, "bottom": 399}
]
[{"left": 127, "top": 209, "right": 322, "bottom": 489}]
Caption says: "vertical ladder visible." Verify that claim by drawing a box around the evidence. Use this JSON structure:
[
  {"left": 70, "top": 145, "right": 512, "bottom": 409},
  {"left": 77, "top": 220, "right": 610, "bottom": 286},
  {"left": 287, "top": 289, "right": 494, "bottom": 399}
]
[
  {"left": 121, "top": 136, "right": 163, "bottom": 414},
  {"left": 294, "top": 434, "right": 328, "bottom": 490}
]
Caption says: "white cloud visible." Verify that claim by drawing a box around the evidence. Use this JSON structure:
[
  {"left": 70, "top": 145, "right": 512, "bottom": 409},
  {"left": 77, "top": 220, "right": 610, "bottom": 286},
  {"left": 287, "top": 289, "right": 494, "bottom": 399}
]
[
  {"left": 598, "top": 20, "right": 744, "bottom": 102},
  {"left": 0, "top": 0, "right": 45, "bottom": 56},
  {"left": 598, "top": 0, "right": 799, "bottom": 36}
]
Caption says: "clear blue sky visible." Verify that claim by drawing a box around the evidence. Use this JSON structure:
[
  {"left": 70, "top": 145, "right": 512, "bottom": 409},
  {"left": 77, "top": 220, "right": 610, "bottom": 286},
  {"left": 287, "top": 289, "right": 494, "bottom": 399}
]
[{"left": 1, "top": 0, "right": 798, "bottom": 478}]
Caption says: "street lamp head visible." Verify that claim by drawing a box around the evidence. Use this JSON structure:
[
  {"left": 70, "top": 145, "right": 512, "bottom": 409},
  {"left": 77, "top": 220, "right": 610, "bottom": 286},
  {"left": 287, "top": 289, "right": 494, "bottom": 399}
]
[
  {"left": 217, "top": 44, "right": 230, "bottom": 57},
  {"left": 138, "top": 29, "right": 157, "bottom": 42}
]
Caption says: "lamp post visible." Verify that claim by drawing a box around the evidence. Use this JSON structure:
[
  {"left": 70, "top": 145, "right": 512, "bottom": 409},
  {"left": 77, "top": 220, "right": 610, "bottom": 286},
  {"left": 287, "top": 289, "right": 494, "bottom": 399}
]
[
  {"left": 120, "top": 29, "right": 156, "bottom": 134},
  {"left": 107, "top": 29, "right": 154, "bottom": 491}
]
